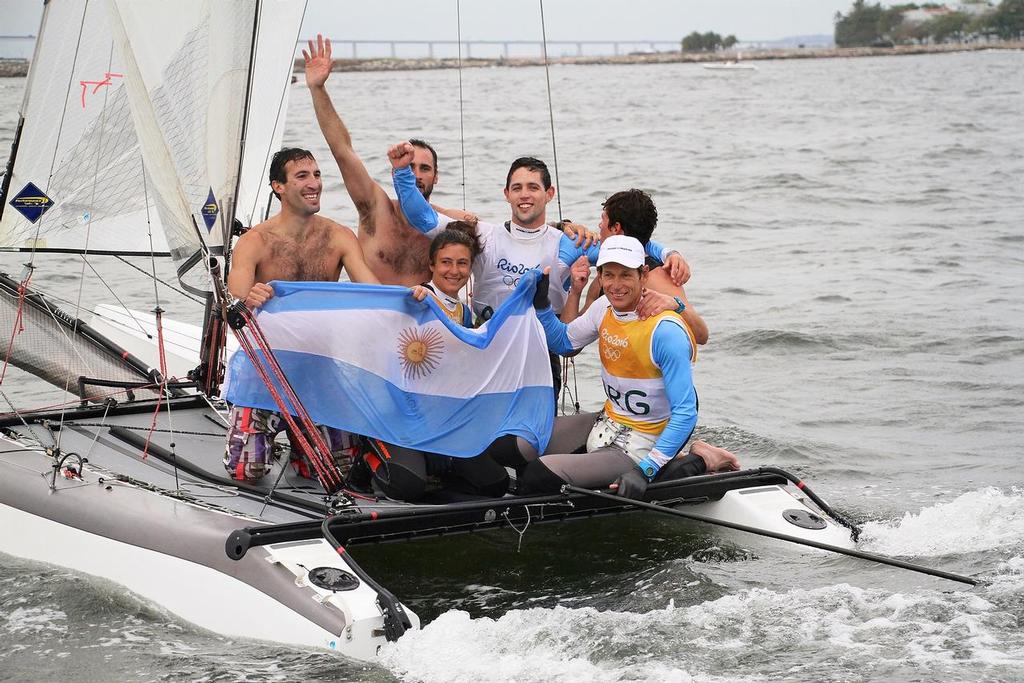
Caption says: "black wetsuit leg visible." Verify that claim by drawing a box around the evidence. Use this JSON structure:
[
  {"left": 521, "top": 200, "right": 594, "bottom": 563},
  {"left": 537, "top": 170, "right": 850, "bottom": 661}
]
[
  {"left": 372, "top": 442, "right": 428, "bottom": 502},
  {"left": 479, "top": 434, "right": 525, "bottom": 469},
  {"left": 445, "top": 454, "right": 509, "bottom": 498},
  {"left": 549, "top": 352, "right": 562, "bottom": 403},
  {"left": 479, "top": 412, "right": 598, "bottom": 471}
]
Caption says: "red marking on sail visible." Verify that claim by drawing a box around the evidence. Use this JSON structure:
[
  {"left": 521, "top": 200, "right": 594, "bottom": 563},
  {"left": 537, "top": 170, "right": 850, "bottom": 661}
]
[{"left": 79, "top": 72, "right": 124, "bottom": 109}]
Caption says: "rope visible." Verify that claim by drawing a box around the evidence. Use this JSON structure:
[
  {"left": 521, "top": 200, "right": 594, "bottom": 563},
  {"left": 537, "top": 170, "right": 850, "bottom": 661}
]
[
  {"left": 229, "top": 303, "right": 343, "bottom": 493},
  {"left": 140, "top": 308, "right": 168, "bottom": 460},
  {"left": 138, "top": 155, "right": 181, "bottom": 490},
  {"left": 538, "top": 0, "right": 563, "bottom": 222},
  {"left": 0, "top": 266, "right": 32, "bottom": 385}
]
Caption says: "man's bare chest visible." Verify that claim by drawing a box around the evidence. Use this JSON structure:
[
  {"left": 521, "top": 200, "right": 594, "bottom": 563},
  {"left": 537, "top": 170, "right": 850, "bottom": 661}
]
[{"left": 259, "top": 231, "right": 341, "bottom": 282}]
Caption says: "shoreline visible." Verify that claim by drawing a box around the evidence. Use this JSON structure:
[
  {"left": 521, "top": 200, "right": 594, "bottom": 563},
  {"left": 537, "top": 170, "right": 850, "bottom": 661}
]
[
  {"left": 307, "top": 41, "right": 1023, "bottom": 73},
  {"left": 1, "top": 42, "right": 1020, "bottom": 78}
]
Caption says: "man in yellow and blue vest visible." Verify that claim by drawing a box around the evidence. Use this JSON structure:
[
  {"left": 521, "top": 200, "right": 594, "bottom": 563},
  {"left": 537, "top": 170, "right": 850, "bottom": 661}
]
[{"left": 515, "top": 235, "right": 739, "bottom": 499}]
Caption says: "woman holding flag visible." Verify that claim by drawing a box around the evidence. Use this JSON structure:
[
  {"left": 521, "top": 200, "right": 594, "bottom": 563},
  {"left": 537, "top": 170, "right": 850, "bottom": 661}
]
[{"left": 363, "top": 225, "right": 512, "bottom": 502}]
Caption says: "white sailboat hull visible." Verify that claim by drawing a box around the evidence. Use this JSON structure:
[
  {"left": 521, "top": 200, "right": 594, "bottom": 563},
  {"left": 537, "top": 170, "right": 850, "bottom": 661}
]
[{"left": 0, "top": 438, "right": 418, "bottom": 661}]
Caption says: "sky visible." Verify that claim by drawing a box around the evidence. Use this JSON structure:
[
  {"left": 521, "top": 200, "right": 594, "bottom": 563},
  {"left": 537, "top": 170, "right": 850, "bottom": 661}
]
[
  {"left": 1, "top": 0, "right": 863, "bottom": 55},
  {"left": 298, "top": 0, "right": 855, "bottom": 42}
]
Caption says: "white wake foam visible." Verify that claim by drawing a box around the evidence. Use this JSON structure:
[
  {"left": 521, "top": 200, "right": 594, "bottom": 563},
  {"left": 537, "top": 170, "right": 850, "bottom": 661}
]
[
  {"left": 380, "top": 579, "right": 1024, "bottom": 682},
  {"left": 859, "top": 487, "right": 1024, "bottom": 557},
  {"left": 378, "top": 606, "right": 748, "bottom": 683},
  {"left": 1, "top": 606, "right": 68, "bottom": 636}
]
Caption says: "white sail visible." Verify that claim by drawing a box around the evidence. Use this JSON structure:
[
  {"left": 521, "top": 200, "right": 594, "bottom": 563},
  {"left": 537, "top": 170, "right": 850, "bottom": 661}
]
[
  {"left": 107, "top": 0, "right": 256, "bottom": 267},
  {"left": 236, "top": 1, "right": 306, "bottom": 229},
  {"left": 0, "top": 0, "right": 172, "bottom": 255},
  {"left": 0, "top": 0, "right": 303, "bottom": 278}
]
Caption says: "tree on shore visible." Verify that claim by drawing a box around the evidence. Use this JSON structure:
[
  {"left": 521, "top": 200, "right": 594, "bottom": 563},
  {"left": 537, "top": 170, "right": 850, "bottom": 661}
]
[
  {"left": 835, "top": 0, "right": 1021, "bottom": 46},
  {"left": 834, "top": 0, "right": 885, "bottom": 47},
  {"left": 992, "top": 0, "right": 1024, "bottom": 38},
  {"left": 681, "top": 31, "right": 738, "bottom": 52}
]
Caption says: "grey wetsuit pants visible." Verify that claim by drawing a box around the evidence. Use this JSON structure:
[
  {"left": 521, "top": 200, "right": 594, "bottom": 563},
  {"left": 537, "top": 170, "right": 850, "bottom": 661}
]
[{"left": 512, "top": 412, "right": 639, "bottom": 494}]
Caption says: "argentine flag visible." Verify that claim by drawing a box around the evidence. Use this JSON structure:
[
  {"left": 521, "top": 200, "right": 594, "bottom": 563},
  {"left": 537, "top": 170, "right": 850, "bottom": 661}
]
[{"left": 224, "top": 270, "right": 553, "bottom": 456}]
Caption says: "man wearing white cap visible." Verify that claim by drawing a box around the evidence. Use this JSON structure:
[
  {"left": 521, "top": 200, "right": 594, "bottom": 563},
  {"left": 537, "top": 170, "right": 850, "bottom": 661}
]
[{"left": 509, "top": 235, "right": 739, "bottom": 498}]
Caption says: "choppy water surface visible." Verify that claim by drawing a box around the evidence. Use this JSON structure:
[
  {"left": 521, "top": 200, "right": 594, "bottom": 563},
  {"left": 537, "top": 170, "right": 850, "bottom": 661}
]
[{"left": 1, "top": 50, "right": 1023, "bottom": 682}]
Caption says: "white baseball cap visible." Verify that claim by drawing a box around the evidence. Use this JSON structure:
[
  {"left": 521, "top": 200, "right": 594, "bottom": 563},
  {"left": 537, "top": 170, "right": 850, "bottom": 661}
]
[{"left": 596, "top": 235, "right": 645, "bottom": 269}]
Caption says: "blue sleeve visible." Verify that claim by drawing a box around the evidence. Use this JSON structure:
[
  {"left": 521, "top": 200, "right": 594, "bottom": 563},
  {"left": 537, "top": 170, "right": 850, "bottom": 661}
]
[
  {"left": 536, "top": 306, "right": 576, "bottom": 356},
  {"left": 572, "top": 238, "right": 672, "bottom": 266},
  {"left": 648, "top": 321, "right": 697, "bottom": 465},
  {"left": 645, "top": 239, "right": 672, "bottom": 265},
  {"left": 558, "top": 233, "right": 587, "bottom": 267},
  {"left": 392, "top": 166, "right": 437, "bottom": 233}
]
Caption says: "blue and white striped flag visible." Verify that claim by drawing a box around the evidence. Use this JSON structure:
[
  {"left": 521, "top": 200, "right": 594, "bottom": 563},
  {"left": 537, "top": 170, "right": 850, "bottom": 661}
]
[{"left": 224, "top": 270, "right": 553, "bottom": 456}]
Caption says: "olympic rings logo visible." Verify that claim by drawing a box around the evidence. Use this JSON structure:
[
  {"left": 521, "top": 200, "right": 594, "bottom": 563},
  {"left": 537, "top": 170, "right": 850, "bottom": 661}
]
[{"left": 602, "top": 347, "right": 622, "bottom": 361}]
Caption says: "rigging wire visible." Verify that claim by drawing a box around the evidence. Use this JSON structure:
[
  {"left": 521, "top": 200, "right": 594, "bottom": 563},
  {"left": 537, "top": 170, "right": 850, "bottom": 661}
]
[
  {"left": 114, "top": 256, "right": 205, "bottom": 305},
  {"left": 454, "top": 0, "right": 475, "bottom": 314},
  {"left": 538, "top": 0, "right": 579, "bottom": 414},
  {"left": 231, "top": 0, "right": 310, "bottom": 257},
  {"left": 559, "top": 355, "right": 581, "bottom": 415},
  {"left": 2, "top": 7, "right": 89, "bottom": 447},
  {"left": 0, "top": 384, "right": 161, "bottom": 419},
  {"left": 455, "top": 0, "right": 467, "bottom": 210},
  {"left": 81, "top": 256, "right": 153, "bottom": 339},
  {"left": 79, "top": 397, "right": 115, "bottom": 463},
  {"left": 538, "top": 0, "right": 563, "bottom": 223},
  {"left": 56, "top": 35, "right": 121, "bottom": 451},
  {"left": 29, "top": 4, "right": 89, "bottom": 267},
  {"left": 0, "top": 388, "right": 54, "bottom": 449},
  {"left": 224, "top": 0, "right": 264, "bottom": 275},
  {"left": 141, "top": 153, "right": 181, "bottom": 493}
]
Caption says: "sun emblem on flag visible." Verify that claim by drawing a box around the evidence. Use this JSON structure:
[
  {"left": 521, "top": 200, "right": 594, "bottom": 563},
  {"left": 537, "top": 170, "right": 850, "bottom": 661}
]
[{"left": 397, "top": 326, "right": 444, "bottom": 380}]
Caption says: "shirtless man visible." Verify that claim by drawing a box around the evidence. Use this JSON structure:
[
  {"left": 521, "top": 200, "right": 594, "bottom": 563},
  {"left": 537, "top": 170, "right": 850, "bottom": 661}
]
[
  {"left": 224, "top": 147, "right": 377, "bottom": 481},
  {"left": 303, "top": 34, "right": 472, "bottom": 286},
  {"left": 228, "top": 147, "right": 378, "bottom": 305}
]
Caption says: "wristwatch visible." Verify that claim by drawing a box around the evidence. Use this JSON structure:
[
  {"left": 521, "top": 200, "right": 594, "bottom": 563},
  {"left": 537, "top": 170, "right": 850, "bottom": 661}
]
[{"left": 672, "top": 296, "right": 686, "bottom": 314}]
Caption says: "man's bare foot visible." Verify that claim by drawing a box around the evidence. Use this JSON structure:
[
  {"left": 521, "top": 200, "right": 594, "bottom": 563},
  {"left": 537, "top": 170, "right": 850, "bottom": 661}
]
[{"left": 689, "top": 440, "right": 741, "bottom": 472}]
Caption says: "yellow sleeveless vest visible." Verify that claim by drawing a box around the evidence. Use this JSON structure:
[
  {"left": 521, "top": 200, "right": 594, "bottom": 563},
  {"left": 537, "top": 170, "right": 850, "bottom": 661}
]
[{"left": 597, "top": 309, "right": 695, "bottom": 434}]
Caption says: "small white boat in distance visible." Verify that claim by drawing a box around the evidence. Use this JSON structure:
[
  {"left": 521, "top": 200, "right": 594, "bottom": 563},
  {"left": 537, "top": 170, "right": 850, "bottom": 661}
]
[
  {"left": 703, "top": 52, "right": 758, "bottom": 71},
  {"left": 703, "top": 60, "right": 758, "bottom": 71}
]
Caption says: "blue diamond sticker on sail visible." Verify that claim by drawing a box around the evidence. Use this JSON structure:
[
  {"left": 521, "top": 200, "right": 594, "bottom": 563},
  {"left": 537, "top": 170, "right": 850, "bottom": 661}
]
[
  {"left": 201, "top": 188, "right": 219, "bottom": 232},
  {"left": 9, "top": 182, "right": 54, "bottom": 223}
]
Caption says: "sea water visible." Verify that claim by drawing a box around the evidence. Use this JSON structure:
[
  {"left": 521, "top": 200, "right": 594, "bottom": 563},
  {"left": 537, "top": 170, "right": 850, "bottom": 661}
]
[{"left": 1, "top": 50, "right": 1022, "bottom": 681}]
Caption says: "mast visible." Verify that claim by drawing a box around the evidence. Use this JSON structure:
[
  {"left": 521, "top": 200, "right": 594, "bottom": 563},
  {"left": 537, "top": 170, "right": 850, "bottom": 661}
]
[
  {"left": 0, "top": 0, "right": 54, "bottom": 222},
  {"left": 191, "top": 0, "right": 262, "bottom": 397},
  {"left": 0, "top": 117, "right": 24, "bottom": 221},
  {"left": 223, "top": 0, "right": 263, "bottom": 281}
]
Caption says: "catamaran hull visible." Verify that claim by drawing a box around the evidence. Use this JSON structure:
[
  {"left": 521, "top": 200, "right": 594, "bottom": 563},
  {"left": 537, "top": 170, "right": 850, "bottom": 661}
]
[
  {"left": 0, "top": 396, "right": 856, "bottom": 660},
  {"left": 0, "top": 440, "right": 418, "bottom": 661}
]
